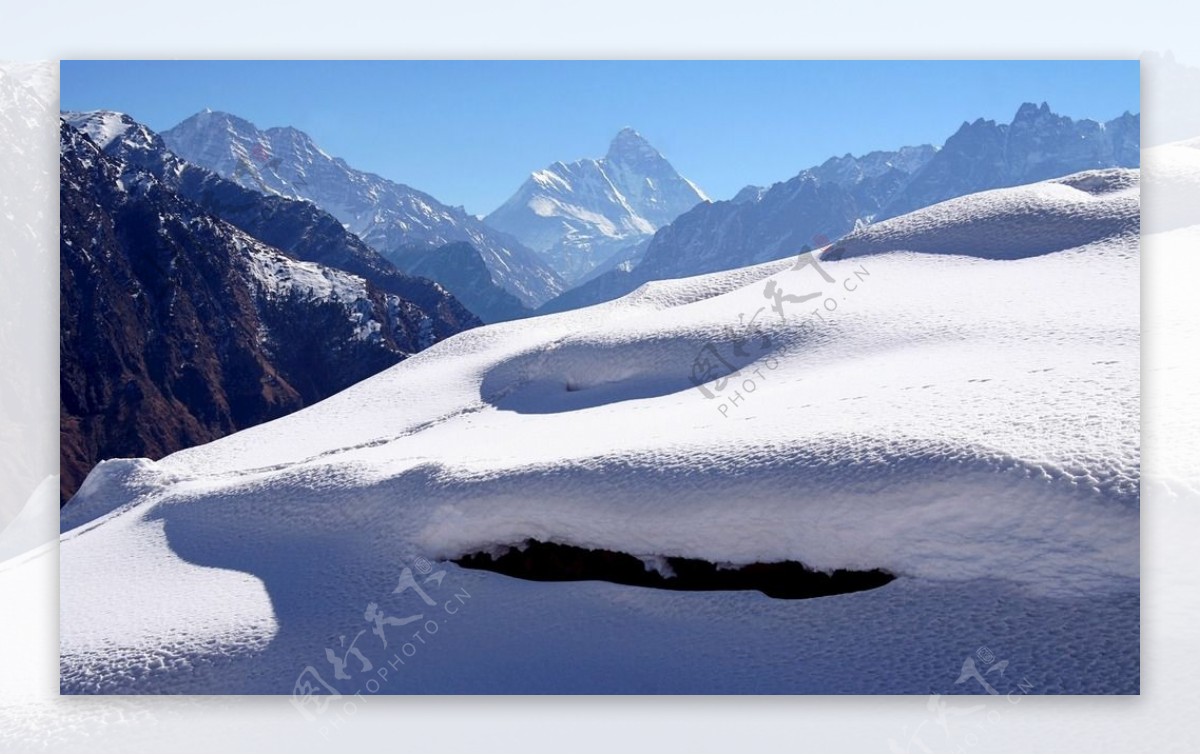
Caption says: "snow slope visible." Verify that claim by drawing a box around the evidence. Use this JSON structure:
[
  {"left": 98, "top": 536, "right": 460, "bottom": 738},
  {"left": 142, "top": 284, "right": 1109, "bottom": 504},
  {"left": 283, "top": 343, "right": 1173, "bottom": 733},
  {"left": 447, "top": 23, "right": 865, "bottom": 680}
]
[
  {"left": 832, "top": 169, "right": 1138, "bottom": 259},
  {"left": 59, "top": 169, "right": 1139, "bottom": 694}
]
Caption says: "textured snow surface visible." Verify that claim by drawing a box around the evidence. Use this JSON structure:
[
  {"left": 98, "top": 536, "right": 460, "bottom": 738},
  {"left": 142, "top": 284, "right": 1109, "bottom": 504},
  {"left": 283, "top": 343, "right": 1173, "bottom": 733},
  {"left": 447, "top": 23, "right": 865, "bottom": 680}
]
[
  {"left": 59, "top": 171, "right": 1139, "bottom": 693},
  {"left": 835, "top": 169, "right": 1138, "bottom": 259}
]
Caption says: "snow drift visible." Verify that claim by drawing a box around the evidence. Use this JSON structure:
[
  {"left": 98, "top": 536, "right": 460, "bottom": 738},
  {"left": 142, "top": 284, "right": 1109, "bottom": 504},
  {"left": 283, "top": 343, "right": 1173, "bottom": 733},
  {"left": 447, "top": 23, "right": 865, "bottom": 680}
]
[
  {"left": 60, "top": 169, "right": 1140, "bottom": 694},
  {"left": 830, "top": 169, "right": 1138, "bottom": 259}
]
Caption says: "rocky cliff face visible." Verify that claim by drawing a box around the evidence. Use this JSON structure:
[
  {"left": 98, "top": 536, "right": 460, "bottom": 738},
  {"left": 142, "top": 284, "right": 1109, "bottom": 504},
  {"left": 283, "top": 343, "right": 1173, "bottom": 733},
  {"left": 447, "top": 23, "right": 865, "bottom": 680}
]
[
  {"left": 880, "top": 103, "right": 1139, "bottom": 218},
  {"left": 60, "top": 119, "right": 478, "bottom": 502},
  {"left": 67, "top": 111, "right": 479, "bottom": 340}
]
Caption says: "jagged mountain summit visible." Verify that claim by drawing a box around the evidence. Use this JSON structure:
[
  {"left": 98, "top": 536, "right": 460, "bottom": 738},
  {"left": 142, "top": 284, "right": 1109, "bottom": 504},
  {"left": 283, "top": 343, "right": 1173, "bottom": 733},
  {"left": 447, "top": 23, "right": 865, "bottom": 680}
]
[
  {"left": 59, "top": 114, "right": 479, "bottom": 502},
  {"left": 603, "top": 127, "right": 708, "bottom": 227},
  {"left": 808, "top": 144, "right": 939, "bottom": 220},
  {"left": 881, "top": 102, "right": 1140, "bottom": 218},
  {"left": 485, "top": 127, "right": 707, "bottom": 283},
  {"left": 540, "top": 103, "right": 1139, "bottom": 314},
  {"left": 161, "top": 110, "right": 565, "bottom": 308}
]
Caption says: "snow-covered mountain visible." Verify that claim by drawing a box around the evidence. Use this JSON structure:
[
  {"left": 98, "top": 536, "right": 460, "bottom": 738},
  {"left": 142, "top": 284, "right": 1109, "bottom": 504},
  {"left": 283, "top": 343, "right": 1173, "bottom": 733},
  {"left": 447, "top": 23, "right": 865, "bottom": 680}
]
[
  {"left": 66, "top": 111, "right": 479, "bottom": 329},
  {"left": 485, "top": 128, "right": 707, "bottom": 282},
  {"left": 60, "top": 116, "right": 478, "bottom": 502},
  {"left": 807, "top": 144, "right": 938, "bottom": 219},
  {"left": 161, "top": 110, "right": 565, "bottom": 307},
  {"left": 540, "top": 104, "right": 1139, "bottom": 314},
  {"left": 60, "top": 168, "right": 1139, "bottom": 694},
  {"left": 538, "top": 167, "right": 866, "bottom": 314}
]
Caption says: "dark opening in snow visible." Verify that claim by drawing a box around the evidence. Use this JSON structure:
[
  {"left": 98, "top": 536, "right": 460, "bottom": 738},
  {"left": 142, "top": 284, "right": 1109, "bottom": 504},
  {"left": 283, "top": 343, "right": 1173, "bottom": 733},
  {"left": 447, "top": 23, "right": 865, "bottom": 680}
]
[{"left": 453, "top": 539, "right": 895, "bottom": 600}]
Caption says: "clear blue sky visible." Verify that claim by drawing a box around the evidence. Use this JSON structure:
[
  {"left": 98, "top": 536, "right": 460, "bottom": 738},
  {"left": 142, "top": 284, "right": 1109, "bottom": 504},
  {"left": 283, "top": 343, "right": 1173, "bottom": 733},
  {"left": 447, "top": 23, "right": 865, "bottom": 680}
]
[{"left": 61, "top": 60, "right": 1140, "bottom": 216}]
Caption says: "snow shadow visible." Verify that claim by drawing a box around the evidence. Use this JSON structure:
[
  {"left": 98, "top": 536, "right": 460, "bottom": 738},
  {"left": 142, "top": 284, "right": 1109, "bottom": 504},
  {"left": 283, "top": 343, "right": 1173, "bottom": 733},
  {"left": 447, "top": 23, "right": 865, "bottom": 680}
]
[
  {"left": 147, "top": 477, "right": 421, "bottom": 694},
  {"left": 480, "top": 334, "right": 784, "bottom": 414},
  {"left": 132, "top": 439, "right": 1139, "bottom": 693}
]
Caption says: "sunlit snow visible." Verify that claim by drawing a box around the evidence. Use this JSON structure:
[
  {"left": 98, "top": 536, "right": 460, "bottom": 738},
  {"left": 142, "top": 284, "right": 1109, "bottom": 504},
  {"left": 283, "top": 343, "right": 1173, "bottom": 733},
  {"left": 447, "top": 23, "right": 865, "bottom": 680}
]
[{"left": 58, "top": 169, "right": 1140, "bottom": 694}]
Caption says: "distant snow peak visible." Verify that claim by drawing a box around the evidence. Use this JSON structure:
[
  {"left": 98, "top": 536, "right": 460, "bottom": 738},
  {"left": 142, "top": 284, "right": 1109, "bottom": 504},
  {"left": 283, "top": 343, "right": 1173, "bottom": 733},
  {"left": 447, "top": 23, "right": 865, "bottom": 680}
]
[{"left": 485, "top": 127, "right": 707, "bottom": 283}]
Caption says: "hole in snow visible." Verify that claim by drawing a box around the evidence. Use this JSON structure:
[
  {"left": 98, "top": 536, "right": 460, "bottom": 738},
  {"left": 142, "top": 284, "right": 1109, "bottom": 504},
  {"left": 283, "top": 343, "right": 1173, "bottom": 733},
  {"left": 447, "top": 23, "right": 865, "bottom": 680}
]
[{"left": 453, "top": 539, "right": 895, "bottom": 600}]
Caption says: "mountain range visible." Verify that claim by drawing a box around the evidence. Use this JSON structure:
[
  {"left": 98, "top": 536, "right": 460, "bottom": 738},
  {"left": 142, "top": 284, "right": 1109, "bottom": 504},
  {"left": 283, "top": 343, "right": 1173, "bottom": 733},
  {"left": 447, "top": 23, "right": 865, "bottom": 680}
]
[
  {"left": 161, "top": 111, "right": 566, "bottom": 310},
  {"left": 484, "top": 127, "right": 707, "bottom": 283},
  {"left": 59, "top": 100, "right": 1141, "bottom": 500},
  {"left": 540, "top": 103, "right": 1140, "bottom": 313}
]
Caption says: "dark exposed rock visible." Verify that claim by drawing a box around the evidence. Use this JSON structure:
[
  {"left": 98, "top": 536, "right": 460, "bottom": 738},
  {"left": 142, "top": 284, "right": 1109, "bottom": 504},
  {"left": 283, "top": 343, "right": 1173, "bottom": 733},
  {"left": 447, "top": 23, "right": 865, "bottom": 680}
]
[
  {"left": 881, "top": 104, "right": 1139, "bottom": 218},
  {"left": 65, "top": 110, "right": 480, "bottom": 339},
  {"left": 59, "top": 119, "right": 479, "bottom": 503}
]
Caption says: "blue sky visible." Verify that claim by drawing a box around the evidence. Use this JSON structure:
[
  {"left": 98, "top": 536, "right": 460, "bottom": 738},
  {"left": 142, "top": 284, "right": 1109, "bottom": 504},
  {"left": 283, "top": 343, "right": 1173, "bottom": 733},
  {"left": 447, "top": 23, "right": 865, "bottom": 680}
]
[{"left": 61, "top": 60, "right": 1140, "bottom": 216}]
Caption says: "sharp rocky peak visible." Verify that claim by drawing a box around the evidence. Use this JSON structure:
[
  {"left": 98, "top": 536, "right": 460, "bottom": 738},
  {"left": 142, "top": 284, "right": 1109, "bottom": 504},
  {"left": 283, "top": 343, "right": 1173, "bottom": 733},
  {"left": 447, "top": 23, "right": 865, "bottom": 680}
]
[
  {"left": 1014, "top": 101, "right": 1053, "bottom": 122},
  {"left": 605, "top": 126, "right": 662, "bottom": 163}
]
